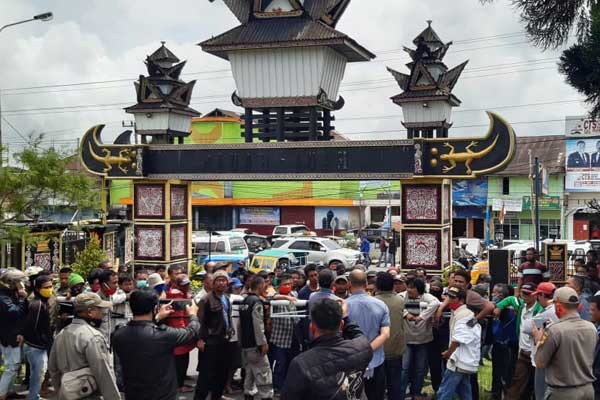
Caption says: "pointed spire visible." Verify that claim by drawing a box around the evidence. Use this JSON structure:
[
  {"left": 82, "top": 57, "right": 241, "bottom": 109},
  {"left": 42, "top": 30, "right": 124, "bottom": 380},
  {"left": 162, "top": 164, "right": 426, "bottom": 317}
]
[
  {"left": 148, "top": 42, "right": 180, "bottom": 68},
  {"left": 413, "top": 21, "right": 445, "bottom": 51}
]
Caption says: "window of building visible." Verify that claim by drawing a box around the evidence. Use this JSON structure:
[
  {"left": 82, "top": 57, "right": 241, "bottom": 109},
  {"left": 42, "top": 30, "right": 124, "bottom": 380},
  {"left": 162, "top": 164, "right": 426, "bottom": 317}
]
[{"left": 502, "top": 177, "right": 510, "bottom": 195}]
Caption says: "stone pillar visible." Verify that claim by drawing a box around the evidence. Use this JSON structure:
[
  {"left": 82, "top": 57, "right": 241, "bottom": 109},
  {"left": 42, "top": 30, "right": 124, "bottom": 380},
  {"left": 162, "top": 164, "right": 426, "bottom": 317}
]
[
  {"left": 132, "top": 180, "right": 192, "bottom": 273},
  {"left": 399, "top": 180, "right": 452, "bottom": 273}
]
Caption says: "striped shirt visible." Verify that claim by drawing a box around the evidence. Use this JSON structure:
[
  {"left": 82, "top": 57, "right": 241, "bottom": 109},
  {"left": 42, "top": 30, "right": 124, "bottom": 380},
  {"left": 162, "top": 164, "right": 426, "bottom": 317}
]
[{"left": 517, "top": 261, "right": 550, "bottom": 286}]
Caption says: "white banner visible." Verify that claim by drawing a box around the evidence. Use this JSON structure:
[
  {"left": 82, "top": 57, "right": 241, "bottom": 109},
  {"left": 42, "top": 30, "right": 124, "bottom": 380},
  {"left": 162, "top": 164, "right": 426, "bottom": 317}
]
[
  {"left": 239, "top": 207, "right": 280, "bottom": 225},
  {"left": 492, "top": 198, "right": 522, "bottom": 212},
  {"left": 566, "top": 116, "right": 600, "bottom": 138}
]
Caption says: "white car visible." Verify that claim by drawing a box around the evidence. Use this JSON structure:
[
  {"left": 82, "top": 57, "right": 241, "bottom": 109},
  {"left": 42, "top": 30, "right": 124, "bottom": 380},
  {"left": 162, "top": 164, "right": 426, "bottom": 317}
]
[
  {"left": 271, "top": 236, "right": 361, "bottom": 268},
  {"left": 192, "top": 232, "right": 249, "bottom": 259},
  {"left": 272, "top": 224, "right": 309, "bottom": 236}
]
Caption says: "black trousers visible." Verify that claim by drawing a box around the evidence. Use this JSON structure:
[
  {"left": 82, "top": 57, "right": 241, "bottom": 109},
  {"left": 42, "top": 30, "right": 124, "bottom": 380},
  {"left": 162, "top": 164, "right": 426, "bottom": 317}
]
[
  {"left": 428, "top": 325, "right": 449, "bottom": 392},
  {"left": 194, "top": 339, "right": 230, "bottom": 400},
  {"left": 491, "top": 342, "right": 518, "bottom": 395},
  {"left": 175, "top": 352, "right": 190, "bottom": 389},
  {"left": 364, "top": 363, "right": 386, "bottom": 400}
]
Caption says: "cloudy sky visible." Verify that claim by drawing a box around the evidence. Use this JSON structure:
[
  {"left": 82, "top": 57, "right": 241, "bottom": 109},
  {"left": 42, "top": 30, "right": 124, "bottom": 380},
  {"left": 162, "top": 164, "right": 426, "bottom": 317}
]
[{"left": 0, "top": 0, "right": 589, "bottom": 154}]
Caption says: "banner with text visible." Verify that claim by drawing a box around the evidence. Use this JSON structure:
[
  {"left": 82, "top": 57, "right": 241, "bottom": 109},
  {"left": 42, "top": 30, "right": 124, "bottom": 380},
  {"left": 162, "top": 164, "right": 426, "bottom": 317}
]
[
  {"left": 565, "top": 138, "right": 600, "bottom": 192},
  {"left": 239, "top": 207, "right": 280, "bottom": 225}
]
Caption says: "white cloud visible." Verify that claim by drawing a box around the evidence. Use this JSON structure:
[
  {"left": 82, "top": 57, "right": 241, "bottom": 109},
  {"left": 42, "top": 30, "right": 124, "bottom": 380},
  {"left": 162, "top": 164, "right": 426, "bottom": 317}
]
[{"left": 0, "top": 0, "right": 590, "bottom": 152}]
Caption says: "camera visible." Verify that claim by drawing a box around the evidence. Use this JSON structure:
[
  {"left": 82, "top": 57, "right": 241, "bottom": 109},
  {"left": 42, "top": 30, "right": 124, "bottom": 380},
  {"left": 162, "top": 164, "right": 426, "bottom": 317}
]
[{"left": 159, "top": 299, "right": 192, "bottom": 311}]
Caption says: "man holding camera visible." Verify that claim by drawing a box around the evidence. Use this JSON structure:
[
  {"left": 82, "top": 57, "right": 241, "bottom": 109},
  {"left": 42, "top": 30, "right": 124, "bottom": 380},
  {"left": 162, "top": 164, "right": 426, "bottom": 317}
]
[{"left": 112, "top": 288, "right": 200, "bottom": 400}]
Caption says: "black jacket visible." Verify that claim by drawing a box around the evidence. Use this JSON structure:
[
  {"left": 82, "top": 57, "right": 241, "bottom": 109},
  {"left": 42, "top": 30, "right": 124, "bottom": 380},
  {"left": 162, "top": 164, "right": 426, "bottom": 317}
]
[
  {"left": 197, "top": 291, "right": 232, "bottom": 341},
  {"left": 0, "top": 288, "right": 28, "bottom": 347},
  {"left": 281, "top": 318, "right": 373, "bottom": 400},
  {"left": 112, "top": 317, "right": 200, "bottom": 400},
  {"left": 21, "top": 297, "right": 52, "bottom": 349}
]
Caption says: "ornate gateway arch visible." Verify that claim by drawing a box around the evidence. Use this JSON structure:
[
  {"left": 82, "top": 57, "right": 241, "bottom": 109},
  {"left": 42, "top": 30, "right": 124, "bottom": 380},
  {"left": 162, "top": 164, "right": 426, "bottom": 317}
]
[{"left": 79, "top": 5, "right": 515, "bottom": 273}]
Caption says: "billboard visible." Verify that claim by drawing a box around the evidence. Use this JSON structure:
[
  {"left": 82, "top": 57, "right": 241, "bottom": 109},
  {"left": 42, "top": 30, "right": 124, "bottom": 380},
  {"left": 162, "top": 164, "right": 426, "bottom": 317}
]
[
  {"left": 565, "top": 138, "right": 600, "bottom": 192},
  {"left": 239, "top": 207, "right": 280, "bottom": 225},
  {"left": 566, "top": 116, "right": 600, "bottom": 138},
  {"left": 453, "top": 179, "right": 488, "bottom": 207},
  {"left": 315, "top": 207, "right": 350, "bottom": 230}
]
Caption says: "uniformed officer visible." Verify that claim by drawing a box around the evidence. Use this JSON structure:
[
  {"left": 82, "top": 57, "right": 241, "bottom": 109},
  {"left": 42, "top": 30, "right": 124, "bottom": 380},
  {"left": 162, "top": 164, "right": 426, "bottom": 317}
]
[
  {"left": 49, "top": 292, "right": 121, "bottom": 399},
  {"left": 238, "top": 275, "right": 274, "bottom": 400},
  {"left": 533, "top": 286, "right": 597, "bottom": 400}
]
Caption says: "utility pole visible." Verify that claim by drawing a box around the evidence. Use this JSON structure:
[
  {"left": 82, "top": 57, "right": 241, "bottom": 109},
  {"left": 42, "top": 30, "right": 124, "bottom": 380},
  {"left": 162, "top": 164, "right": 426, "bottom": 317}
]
[{"left": 534, "top": 157, "right": 541, "bottom": 252}]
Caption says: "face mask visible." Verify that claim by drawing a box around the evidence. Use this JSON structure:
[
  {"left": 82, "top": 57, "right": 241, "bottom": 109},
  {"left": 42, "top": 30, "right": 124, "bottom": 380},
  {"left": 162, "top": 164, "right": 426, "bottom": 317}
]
[
  {"left": 279, "top": 285, "right": 292, "bottom": 295},
  {"left": 449, "top": 302, "right": 461, "bottom": 311},
  {"left": 492, "top": 296, "right": 501, "bottom": 304},
  {"left": 103, "top": 284, "right": 116, "bottom": 296},
  {"left": 136, "top": 280, "right": 148, "bottom": 289},
  {"left": 91, "top": 283, "right": 101, "bottom": 293},
  {"left": 39, "top": 288, "right": 53, "bottom": 299}
]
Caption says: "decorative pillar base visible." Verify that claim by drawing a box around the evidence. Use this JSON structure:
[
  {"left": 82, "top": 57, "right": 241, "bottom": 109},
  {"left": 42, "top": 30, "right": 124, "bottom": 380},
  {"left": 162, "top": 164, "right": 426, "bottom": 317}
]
[
  {"left": 132, "top": 180, "right": 192, "bottom": 272},
  {"left": 399, "top": 180, "right": 452, "bottom": 273}
]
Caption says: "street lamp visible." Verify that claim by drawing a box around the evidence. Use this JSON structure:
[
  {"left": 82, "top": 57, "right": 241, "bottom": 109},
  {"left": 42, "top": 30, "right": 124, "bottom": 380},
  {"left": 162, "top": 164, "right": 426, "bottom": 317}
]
[
  {"left": 0, "top": 12, "right": 53, "bottom": 163},
  {"left": 0, "top": 12, "right": 54, "bottom": 32}
]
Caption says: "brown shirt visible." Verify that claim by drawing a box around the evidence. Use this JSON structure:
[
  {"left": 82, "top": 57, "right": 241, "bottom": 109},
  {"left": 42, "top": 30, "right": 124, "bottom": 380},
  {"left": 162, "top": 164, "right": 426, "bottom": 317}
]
[
  {"left": 534, "top": 314, "right": 597, "bottom": 387},
  {"left": 376, "top": 291, "right": 406, "bottom": 359}
]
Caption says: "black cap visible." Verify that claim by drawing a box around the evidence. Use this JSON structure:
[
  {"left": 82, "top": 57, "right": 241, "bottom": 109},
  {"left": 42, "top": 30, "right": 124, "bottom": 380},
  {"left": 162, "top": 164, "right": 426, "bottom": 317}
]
[{"left": 521, "top": 283, "right": 537, "bottom": 294}]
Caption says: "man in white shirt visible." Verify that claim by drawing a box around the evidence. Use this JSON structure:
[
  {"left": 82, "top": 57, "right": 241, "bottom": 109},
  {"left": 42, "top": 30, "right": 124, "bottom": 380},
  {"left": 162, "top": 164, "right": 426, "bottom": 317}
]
[{"left": 437, "top": 286, "right": 481, "bottom": 400}]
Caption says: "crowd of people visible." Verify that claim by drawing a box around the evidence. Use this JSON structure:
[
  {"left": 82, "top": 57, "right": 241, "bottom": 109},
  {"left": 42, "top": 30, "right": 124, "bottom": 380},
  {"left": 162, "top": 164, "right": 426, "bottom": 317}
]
[{"left": 1, "top": 247, "right": 600, "bottom": 399}]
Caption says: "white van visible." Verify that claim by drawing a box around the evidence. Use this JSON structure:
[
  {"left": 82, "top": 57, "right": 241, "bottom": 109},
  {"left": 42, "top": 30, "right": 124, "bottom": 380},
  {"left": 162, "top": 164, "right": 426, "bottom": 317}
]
[{"left": 191, "top": 232, "right": 249, "bottom": 258}]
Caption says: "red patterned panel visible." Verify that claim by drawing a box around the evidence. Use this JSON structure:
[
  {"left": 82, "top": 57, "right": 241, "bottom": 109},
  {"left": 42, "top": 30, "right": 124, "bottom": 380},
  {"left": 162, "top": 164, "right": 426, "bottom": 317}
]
[
  {"left": 402, "top": 230, "right": 441, "bottom": 270},
  {"left": 402, "top": 185, "right": 441, "bottom": 224},
  {"left": 170, "top": 225, "right": 187, "bottom": 259},
  {"left": 170, "top": 186, "right": 187, "bottom": 219},
  {"left": 135, "top": 184, "right": 165, "bottom": 219},
  {"left": 135, "top": 226, "right": 164, "bottom": 260}
]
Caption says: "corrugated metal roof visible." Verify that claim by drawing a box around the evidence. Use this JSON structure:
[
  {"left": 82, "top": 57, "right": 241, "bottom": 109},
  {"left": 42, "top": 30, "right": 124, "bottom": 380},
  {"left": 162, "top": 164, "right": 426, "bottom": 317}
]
[
  {"left": 222, "top": 0, "right": 252, "bottom": 24},
  {"left": 201, "top": 17, "right": 374, "bottom": 61},
  {"left": 491, "top": 135, "right": 565, "bottom": 176}
]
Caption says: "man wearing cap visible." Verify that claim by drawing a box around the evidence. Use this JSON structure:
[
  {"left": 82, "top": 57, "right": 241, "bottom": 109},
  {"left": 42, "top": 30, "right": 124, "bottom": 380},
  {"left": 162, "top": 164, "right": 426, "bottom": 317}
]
[
  {"left": 438, "top": 286, "right": 481, "bottom": 400},
  {"left": 48, "top": 292, "right": 120, "bottom": 400},
  {"left": 334, "top": 274, "right": 349, "bottom": 299},
  {"left": 524, "top": 282, "right": 557, "bottom": 400},
  {"left": 495, "top": 282, "right": 543, "bottom": 400},
  {"left": 534, "top": 287, "right": 597, "bottom": 399},
  {"left": 195, "top": 269, "right": 234, "bottom": 400}
]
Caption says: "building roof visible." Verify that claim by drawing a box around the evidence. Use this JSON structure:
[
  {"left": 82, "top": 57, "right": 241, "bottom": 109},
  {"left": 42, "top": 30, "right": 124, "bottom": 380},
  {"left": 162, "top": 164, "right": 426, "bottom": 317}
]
[
  {"left": 221, "top": 0, "right": 350, "bottom": 26},
  {"left": 201, "top": 17, "right": 374, "bottom": 62},
  {"left": 491, "top": 135, "right": 565, "bottom": 176}
]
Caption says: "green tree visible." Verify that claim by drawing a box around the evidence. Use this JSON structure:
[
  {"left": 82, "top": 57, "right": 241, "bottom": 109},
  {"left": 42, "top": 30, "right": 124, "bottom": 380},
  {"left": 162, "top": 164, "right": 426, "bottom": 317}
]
[
  {"left": 0, "top": 137, "right": 98, "bottom": 240},
  {"left": 71, "top": 236, "right": 107, "bottom": 278},
  {"left": 482, "top": 0, "right": 600, "bottom": 116}
]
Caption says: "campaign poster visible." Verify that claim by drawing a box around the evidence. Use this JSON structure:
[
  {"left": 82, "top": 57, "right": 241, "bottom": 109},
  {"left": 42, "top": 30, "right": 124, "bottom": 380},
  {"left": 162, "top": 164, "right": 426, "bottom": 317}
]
[{"left": 565, "top": 138, "right": 600, "bottom": 192}]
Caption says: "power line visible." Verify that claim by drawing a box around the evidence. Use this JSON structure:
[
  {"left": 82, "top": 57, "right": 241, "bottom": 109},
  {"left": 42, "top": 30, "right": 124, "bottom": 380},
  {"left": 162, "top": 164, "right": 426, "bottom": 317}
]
[
  {"left": 0, "top": 31, "right": 541, "bottom": 93},
  {"left": 2, "top": 116, "right": 29, "bottom": 142},
  {"left": 2, "top": 64, "right": 564, "bottom": 116}
]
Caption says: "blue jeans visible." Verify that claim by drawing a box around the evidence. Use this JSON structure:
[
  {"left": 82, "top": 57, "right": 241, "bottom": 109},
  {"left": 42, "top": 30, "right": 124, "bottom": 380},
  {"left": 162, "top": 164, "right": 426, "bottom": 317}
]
[
  {"left": 0, "top": 344, "right": 21, "bottom": 396},
  {"left": 399, "top": 343, "right": 428, "bottom": 399},
  {"left": 270, "top": 345, "right": 293, "bottom": 391},
  {"left": 384, "top": 357, "right": 403, "bottom": 400},
  {"left": 23, "top": 344, "right": 47, "bottom": 400},
  {"left": 437, "top": 369, "right": 472, "bottom": 400}
]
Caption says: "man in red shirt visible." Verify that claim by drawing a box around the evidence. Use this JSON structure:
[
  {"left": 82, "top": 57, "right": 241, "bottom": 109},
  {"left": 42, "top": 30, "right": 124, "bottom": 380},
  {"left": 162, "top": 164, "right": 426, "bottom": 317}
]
[
  {"left": 166, "top": 274, "right": 194, "bottom": 393},
  {"left": 517, "top": 248, "right": 550, "bottom": 294}
]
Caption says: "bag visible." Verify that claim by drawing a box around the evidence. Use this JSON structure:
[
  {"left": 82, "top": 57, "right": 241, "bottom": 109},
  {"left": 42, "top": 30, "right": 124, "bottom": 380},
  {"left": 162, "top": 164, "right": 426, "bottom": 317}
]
[{"left": 59, "top": 367, "right": 98, "bottom": 400}]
